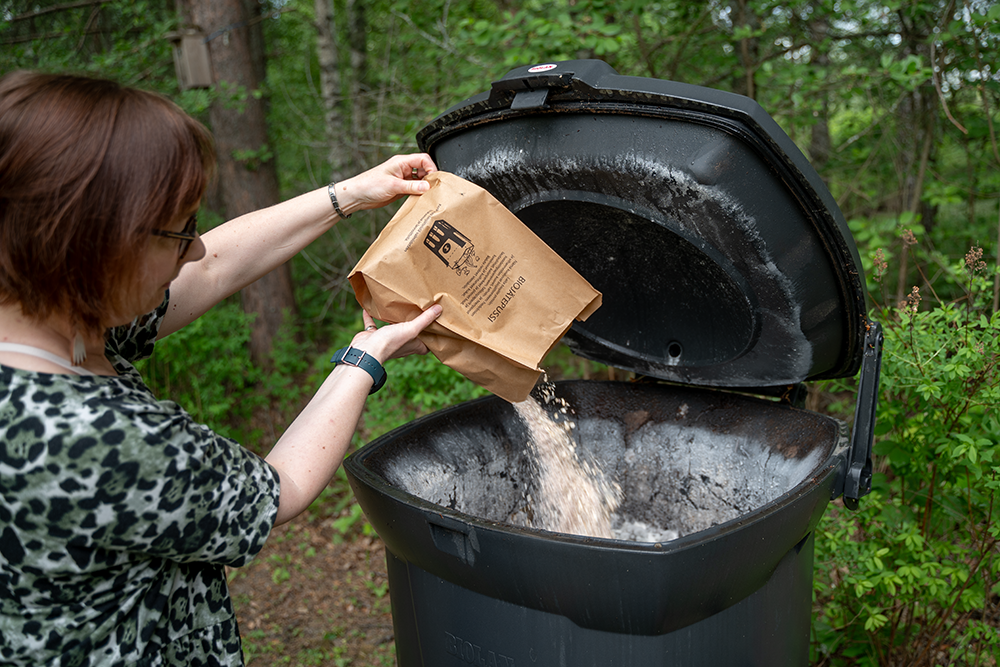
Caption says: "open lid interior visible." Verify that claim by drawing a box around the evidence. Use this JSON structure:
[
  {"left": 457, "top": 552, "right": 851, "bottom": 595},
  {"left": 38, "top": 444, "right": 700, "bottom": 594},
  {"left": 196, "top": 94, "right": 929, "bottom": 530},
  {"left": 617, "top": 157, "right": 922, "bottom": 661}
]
[{"left": 417, "top": 60, "right": 870, "bottom": 389}]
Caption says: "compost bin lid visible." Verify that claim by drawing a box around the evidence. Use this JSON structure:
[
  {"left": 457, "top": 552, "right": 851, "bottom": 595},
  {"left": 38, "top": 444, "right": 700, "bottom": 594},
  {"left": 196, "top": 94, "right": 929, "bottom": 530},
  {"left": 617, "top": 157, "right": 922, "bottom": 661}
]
[{"left": 416, "top": 59, "right": 871, "bottom": 389}]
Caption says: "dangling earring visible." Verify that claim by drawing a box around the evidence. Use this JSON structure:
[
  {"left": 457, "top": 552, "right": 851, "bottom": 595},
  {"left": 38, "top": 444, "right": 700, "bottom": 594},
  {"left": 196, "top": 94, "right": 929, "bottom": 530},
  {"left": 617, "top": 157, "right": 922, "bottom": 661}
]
[{"left": 71, "top": 330, "right": 87, "bottom": 366}]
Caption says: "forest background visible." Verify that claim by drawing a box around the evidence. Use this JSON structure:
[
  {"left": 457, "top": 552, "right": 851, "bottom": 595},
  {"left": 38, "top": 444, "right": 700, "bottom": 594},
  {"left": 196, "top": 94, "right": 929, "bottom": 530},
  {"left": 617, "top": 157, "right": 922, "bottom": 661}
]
[{"left": 3, "top": 0, "right": 1000, "bottom": 665}]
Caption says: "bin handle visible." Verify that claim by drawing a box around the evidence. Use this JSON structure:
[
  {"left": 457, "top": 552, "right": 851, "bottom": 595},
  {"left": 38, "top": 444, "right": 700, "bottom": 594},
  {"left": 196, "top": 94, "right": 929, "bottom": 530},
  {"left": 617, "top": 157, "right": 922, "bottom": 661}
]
[
  {"left": 428, "top": 515, "right": 480, "bottom": 567},
  {"left": 491, "top": 71, "right": 579, "bottom": 110},
  {"left": 843, "top": 320, "right": 883, "bottom": 511}
]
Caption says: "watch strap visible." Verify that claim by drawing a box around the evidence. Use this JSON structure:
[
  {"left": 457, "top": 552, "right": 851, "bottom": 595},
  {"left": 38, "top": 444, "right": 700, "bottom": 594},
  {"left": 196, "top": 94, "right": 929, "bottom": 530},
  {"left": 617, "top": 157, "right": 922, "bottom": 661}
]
[{"left": 331, "top": 346, "right": 387, "bottom": 394}]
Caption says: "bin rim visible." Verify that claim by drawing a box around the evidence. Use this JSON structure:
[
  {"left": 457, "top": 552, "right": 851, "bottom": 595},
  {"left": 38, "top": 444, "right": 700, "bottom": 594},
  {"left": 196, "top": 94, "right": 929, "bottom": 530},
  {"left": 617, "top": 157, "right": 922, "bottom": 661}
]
[{"left": 344, "top": 381, "right": 851, "bottom": 554}]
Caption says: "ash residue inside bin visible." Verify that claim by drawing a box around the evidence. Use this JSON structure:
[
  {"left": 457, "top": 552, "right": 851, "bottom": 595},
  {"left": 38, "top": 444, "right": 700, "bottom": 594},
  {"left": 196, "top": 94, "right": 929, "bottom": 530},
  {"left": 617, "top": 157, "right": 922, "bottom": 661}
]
[{"left": 379, "top": 384, "right": 831, "bottom": 542}]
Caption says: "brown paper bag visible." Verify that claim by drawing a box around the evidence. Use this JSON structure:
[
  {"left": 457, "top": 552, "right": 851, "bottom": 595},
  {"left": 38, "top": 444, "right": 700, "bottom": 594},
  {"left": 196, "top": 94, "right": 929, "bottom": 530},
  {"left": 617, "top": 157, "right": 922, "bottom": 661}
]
[{"left": 348, "top": 171, "right": 601, "bottom": 403}]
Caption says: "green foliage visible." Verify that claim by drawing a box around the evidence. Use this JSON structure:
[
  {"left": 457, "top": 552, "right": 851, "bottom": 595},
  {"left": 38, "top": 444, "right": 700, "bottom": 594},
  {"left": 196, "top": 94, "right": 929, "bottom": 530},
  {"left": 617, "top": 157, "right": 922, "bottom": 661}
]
[
  {"left": 360, "top": 351, "right": 489, "bottom": 442},
  {"left": 542, "top": 343, "right": 608, "bottom": 380},
  {"left": 1, "top": 1, "right": 178, "bottom": 92},
  {"left": 232, "top": 143, "right": 275, "bottom": 170},
  {"left": 136, "top": 300, "right": 317, "bottom": 450},
  {"left": 330, "top": 502, "right": 376, "bottom": 544},
  {"left": 135, "top": 301, "right": 265, "bottom": 443},
  {"left": 456, "top": 0, "right": 625, "bottom": 71},
  {"left": 812, "top": 244, "right": 1000, "bottom": 666},
  {"left": 267, "top": 553, "right": 293, "bottom": 585}
]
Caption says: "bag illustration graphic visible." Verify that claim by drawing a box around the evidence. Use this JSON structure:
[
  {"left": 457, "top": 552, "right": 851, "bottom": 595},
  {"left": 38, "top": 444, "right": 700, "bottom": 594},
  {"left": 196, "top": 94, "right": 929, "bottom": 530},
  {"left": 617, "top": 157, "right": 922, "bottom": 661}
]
[{"left": 424, "top": 219, "right": 478, "bottom": 275}]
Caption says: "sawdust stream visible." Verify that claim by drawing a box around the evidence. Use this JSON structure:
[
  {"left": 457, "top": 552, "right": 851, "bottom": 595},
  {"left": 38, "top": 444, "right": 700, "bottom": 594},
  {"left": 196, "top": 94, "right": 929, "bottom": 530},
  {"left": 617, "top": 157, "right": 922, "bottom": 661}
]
[{"left": 513, "top": 386, "right": 622, "bottom": 538}]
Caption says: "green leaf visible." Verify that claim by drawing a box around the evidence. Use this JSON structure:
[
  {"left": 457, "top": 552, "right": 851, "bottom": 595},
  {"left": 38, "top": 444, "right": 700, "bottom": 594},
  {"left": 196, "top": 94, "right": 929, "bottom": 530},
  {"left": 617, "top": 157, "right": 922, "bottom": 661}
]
[{"left": 864, "top": 612, "right": 889, "bottom": 631}]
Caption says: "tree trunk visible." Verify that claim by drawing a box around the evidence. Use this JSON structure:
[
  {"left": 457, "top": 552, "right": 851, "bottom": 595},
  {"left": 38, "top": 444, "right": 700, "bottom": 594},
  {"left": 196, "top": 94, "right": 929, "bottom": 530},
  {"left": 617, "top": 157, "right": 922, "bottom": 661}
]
[
  {"left": 892, "top": 10, "right": 938, "bottom": 304},
  {"left": 315, "top": 0, "right": 351, "bottom": 183},
  {"left": 730, "top": 0, "right": 759, "bottom": 99},
  {"left": 186, "top": 0, "right": 296, "bottom": 366},
  {"left": 807, "top": 11, "right": 831, "bottom": 185},
  {"left": 347, "top": 0, "right": 368, "bottom": 168}
]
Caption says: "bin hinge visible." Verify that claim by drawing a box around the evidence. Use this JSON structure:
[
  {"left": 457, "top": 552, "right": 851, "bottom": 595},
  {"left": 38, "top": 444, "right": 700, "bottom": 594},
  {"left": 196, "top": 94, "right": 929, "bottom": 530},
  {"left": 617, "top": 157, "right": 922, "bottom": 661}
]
[{"left": 842, "top": 320, "right": 883, "bottom": 511}]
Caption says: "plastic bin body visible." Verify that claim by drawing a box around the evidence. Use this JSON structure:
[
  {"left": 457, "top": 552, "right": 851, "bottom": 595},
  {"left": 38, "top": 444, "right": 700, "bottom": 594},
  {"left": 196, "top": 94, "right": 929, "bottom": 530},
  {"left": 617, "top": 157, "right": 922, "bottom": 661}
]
[
  {"left": 386, "top": 538, "right": 812, "bottom": 666},
  {"left": 345, "top": 382, "right": 849, "bottom": 666}
]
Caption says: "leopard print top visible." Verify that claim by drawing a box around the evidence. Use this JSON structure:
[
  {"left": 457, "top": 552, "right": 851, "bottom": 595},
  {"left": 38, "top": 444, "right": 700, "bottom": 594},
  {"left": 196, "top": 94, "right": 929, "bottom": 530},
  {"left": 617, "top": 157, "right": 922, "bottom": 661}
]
[{"left": 0, "top": 299, "right": 281, "bottom": 666}]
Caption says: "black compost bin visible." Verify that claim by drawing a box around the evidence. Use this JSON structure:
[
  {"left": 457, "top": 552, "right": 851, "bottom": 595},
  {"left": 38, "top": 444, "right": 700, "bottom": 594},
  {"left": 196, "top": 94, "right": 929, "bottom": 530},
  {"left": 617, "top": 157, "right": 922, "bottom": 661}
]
[{"left": 344, "top": 60, "right": 883, "bottom": 666}]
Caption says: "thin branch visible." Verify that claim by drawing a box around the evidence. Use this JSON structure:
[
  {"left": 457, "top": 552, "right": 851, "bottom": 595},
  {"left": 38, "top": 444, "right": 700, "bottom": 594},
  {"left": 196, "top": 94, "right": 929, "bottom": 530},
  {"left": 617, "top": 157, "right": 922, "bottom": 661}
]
[
  {"left": 76, "top": 4, "right": 102, "bottom": 52},
  {"left": 930, "top": 41, "right": 967, "bottom": 134},
  {"left": 7, "top": 0, "right": 113, "bottom": 23},
  {"left": 836, "top": 91, "right": 907, "bottom": 151},
  {"left": 388, "top": 8, "right": 486, "bottom": 68},
  {"left": 994, "top": 200, "right": 1000, "bottom": 313},
  {"left": 1, "top": 27, "right": 119, "bottom": 46},
  {"left": 628, "top": 5, "right": 715, "bottom": 80},
  {"left": 911, "top": 536, "right": 1000, "bottom": 667}
]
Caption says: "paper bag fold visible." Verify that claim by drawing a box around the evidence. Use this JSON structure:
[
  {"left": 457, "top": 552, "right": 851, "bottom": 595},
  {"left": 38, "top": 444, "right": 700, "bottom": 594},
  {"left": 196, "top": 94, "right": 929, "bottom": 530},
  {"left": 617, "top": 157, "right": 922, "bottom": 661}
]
[{"left": 349, "top": 171, "right": 601, "bottom": 402}]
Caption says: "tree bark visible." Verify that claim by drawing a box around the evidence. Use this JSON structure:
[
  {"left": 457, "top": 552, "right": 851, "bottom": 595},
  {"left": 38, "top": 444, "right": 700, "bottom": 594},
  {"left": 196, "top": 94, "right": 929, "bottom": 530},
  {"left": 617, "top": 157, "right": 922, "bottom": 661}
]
[
  {"left": 730, "top": 0, "right": 759, "bottom": 99},
  {"left": 186, "top": 0, "right": 297, "bottom": 366},
  {"left": 315, "top": 0, "right": 351, "bottom": 183},
  {"left": 347, "top": 0, "right": 368, "bottom": 168},
  {"left": 807, "top": 10, "right": 831, "bottom": 184},
  {"left": 891, "top": 9, "right": 939, "bottom": 303}
]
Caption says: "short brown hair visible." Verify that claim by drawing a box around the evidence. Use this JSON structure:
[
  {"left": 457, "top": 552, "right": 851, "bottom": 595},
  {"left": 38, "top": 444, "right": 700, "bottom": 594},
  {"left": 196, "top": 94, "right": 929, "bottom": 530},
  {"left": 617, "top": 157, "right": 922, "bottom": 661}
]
[{"left": 0, "top": 71, "right": 215, "bottom": 335}]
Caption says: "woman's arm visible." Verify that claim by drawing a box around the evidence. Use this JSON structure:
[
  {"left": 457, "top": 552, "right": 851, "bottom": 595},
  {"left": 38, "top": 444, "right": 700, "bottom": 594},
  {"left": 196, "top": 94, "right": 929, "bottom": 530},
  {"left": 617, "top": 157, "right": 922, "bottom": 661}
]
[
  {"left": 160, "top": 154, "right": 437, "bottom": 338},
  {"left": 265, "top": 305, "right": 442, "bottom": 525}
]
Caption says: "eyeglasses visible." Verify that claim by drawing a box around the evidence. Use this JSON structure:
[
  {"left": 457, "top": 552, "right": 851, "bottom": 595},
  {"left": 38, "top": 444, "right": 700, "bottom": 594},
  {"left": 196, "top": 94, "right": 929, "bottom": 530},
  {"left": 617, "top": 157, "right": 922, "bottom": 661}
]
[{"left": 151, "top": 213, "right": 199, "bottom": 259}]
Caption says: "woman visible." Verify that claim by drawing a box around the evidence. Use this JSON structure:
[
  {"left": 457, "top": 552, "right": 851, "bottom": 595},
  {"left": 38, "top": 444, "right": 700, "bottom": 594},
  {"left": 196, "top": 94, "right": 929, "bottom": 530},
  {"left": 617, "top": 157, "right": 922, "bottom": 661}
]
[{"left": 0, "top": 70, "right": 441, "bottom": 666}]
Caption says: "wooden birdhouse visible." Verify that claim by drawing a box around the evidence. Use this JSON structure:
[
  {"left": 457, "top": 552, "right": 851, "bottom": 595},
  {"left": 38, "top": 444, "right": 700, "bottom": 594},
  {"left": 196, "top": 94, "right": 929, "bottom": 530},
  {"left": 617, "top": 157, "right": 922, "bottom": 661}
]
[{"left": 167, "top": 28, "right": 213, "bottom": 90}]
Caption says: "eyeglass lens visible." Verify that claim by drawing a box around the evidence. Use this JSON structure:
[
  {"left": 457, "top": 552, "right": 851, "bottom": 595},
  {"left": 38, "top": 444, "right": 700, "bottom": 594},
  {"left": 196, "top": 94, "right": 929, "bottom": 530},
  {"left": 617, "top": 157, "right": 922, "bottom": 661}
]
[{"left": 179, "top": 214, "right": 197, "bottom": 259}]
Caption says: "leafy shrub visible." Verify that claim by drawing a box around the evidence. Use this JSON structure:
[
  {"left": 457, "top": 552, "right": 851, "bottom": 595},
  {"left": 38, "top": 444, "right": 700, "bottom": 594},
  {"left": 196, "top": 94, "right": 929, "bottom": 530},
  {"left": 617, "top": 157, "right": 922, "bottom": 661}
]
[
  {"left": 359, "top": 352, "right": 490, "bottom": 443},
  {"left": 812, "top": 237, "right": 1000, "bottom": 666},
  {"left": 136, "top": 301, "right": 266, "bottom": 443}
]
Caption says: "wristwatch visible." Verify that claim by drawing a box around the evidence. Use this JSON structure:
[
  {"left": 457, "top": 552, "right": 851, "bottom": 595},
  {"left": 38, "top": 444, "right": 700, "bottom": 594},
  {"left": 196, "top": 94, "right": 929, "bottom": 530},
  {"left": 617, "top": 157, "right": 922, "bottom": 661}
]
[{"left": 330, "top": 346, "right": 387, "bottom": 394}]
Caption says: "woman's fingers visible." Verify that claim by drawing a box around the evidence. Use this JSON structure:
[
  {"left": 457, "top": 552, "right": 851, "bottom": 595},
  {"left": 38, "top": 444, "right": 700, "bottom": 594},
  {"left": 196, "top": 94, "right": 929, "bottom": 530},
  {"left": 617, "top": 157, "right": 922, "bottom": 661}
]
[
  {"left": 341, "top": 154, "right": 438, "bottom": 210},
  {"left": 362, "top": 310, "right": 376, "bottom": 330},
  {"left": 396, "top": 153, "right": 437, "bottom": 180},
  {"left": 350, "top": 304, "right": 442, "bottom": 361}
]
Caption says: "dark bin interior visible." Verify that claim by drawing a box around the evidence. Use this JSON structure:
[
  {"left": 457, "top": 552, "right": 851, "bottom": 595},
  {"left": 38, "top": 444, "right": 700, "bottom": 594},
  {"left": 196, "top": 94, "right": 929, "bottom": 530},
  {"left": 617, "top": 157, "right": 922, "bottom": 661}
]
[
  {"left": 347, "top": 381, "right": 849, "bottom": 637},
  {"left": 368, "top": 381, "right": 847, "bottom": 541}
]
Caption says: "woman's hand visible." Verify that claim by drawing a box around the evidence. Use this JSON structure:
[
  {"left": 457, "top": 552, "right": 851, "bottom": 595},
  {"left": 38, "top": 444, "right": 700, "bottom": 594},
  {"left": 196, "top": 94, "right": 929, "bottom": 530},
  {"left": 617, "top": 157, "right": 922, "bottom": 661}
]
[
  {"left": 331, "top": 154, "right": 438, "bottom": 216},
  {"left": 347, "top": 305, "right": 442, "bottom": 363}
]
